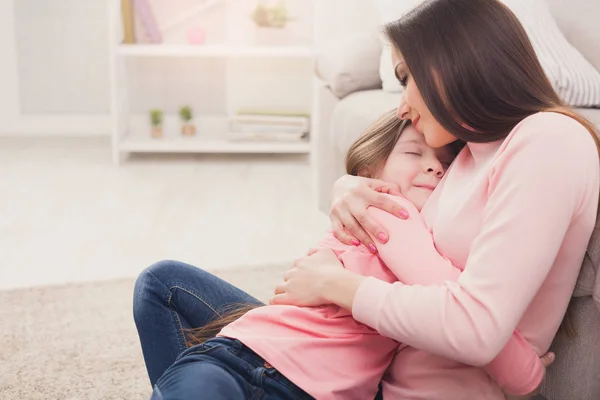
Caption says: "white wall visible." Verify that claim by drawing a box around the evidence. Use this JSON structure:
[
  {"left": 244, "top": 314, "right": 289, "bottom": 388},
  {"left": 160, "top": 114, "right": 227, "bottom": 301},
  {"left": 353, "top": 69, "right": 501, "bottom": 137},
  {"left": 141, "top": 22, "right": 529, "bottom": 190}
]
[{"left": 14, "top": 0, "right": 110, "bottom": 114}]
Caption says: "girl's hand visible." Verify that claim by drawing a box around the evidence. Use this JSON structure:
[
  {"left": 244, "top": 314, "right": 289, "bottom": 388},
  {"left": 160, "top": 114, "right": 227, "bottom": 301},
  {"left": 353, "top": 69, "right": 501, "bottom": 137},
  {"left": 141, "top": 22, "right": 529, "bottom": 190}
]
[
  {"left": 331, "top": 175, "right": 408, "bottom": 250},
  {"left": 505, "top": 352, "right": 555, "bottom": 400},
  {"left": 270, "top": 248, "right": 347, "bottom": 307}
]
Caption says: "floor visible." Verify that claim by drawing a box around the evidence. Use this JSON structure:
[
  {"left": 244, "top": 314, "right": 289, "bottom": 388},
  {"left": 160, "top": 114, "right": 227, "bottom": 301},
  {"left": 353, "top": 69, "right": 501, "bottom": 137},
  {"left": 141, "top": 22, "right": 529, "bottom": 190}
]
[{"left": 0, "top": 137, "right": 330, "bottom": 290}]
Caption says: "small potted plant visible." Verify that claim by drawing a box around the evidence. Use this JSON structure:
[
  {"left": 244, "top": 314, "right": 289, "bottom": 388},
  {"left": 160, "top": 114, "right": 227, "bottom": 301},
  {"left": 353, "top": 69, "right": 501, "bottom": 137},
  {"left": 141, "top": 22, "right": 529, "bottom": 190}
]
[
  {"left": 251, "top": 1, "right": 292, "bottom": 45},
  {"left": 179, "top": 105, "right": 196, "bottom": 136},
  {"left": 149, "top": 109, "right": 164, "bottom": 138}
]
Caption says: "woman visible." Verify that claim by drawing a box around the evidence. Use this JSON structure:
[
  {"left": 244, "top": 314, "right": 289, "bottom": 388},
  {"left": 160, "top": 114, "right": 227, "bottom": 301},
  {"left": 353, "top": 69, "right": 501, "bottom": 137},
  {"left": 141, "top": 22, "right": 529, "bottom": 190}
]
[
  {"left": 134, "top": 0, "right": 597, "bottom": 398},
  {"left": 269, "top": 0, "right": 599, "bottom": 399}
]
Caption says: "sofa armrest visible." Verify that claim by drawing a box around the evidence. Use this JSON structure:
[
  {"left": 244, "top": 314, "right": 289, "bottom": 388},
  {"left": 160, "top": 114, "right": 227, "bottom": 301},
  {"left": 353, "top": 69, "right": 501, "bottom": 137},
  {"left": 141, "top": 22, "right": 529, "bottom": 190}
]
[{"left": 311, "top": 79, "right": 345, "bottom": 213}]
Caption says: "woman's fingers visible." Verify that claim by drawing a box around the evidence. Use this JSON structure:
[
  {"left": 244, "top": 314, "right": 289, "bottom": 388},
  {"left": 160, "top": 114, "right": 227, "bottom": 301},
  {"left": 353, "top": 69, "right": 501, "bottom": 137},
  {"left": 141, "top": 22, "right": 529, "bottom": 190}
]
[
  {"left": 274, "top": 282, "right": 286, "bottom": 295},
  {"left": 368, "top": 178, "right": 402, "bottom": 196},
  {"left": 331, "top": 207, "right": 363, "bottom": 246},
  {"left": 330, "top": 175, "right": 408, "bottom": 249},
  {"left": 540, "top": 352, "right": 555, "bottom": 367},
  {"left": 330, "top": 216, "right": 358, "bottom": 246},
  {"left": 339, "top": 212, "right": 376, "bottom": 251},
  {"left": 270, "top": 293, "right": 293, "bottom": 306},
  {"left": 306, "top": 248, "right": 319, "bottom": 256},
  {"left": 508, "top": 352, "right": 556, "bottom": 400},
  {"left": 371, "top": 191, "right": 410, "bottom": 221}
]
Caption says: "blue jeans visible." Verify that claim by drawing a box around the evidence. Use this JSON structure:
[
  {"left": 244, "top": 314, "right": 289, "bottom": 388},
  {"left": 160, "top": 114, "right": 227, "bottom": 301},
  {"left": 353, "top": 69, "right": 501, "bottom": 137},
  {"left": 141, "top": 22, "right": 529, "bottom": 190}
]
[
  {"left": 133, "top": 260, "right": 384, "bottom": 399},
  {"left": 151, "top": 337, "right": 313, "bottom": 400}
]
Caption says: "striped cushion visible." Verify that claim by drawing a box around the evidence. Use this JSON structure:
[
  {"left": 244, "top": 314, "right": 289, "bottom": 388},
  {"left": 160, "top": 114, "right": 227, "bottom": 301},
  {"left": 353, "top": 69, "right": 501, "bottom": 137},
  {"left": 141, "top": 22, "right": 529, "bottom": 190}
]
[{"left": 502, "top": 0, "right": 600, "bottom": 107}]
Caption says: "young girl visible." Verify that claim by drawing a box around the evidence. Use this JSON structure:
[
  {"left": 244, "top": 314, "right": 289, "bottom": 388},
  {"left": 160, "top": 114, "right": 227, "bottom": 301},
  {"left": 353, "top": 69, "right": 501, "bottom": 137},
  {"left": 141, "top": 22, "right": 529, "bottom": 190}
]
[{"left": 149, "top": 110, "right": 545, "bottom": 400}]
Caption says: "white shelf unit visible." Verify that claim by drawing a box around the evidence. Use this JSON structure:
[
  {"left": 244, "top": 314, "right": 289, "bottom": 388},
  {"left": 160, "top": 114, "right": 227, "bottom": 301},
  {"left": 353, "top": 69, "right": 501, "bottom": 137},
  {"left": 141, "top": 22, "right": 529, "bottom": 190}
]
[
  {"left": 108, "top": 1, "right": 315, "bottom": 164},
  {"left": 120, "top": 114, "right": 310, "bottom": 154},
  {"left": 117, "top": 44, "right": 314, "bottom": 58}
]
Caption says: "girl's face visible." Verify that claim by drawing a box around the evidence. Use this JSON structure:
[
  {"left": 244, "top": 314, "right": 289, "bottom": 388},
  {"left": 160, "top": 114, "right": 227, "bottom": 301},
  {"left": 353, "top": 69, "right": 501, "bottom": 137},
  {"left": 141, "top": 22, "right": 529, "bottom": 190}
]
[
  {"left": 391, "top": 47, "right": 458, "bottom": 149},
  {"left": 377, "top": 124, "right": 454, "bottom": 211}
]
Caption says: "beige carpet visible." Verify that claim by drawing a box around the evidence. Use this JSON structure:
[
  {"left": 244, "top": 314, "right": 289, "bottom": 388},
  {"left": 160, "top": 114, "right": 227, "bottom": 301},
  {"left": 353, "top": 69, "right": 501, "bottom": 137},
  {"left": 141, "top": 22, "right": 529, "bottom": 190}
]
[{"left": 0, "top": 264, "right": 287, "bottom": 400}]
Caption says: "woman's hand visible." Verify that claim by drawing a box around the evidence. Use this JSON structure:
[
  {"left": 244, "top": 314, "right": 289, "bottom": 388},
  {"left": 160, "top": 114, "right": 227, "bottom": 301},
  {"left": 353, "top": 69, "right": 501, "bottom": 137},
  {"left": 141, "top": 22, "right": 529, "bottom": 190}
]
[
  {"left": 331, "top": 175, "right": 408, "bottom": 251},
  {"left": 505, "top": 352, "right": 555, "bottom": 400},
  {"left": 270, "top": 248, "right": 365, "bottom": 310}
]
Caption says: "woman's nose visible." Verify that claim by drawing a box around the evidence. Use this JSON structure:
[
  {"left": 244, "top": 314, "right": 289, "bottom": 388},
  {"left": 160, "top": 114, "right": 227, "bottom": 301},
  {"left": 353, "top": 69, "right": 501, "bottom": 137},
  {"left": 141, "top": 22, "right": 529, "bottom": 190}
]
[{"left": 397, "top": 98, "right": 410, "bottom": 120}]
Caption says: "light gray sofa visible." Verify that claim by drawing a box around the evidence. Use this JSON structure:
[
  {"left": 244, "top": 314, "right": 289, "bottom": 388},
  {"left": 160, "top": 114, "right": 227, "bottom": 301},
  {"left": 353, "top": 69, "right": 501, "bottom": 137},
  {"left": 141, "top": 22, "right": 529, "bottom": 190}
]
[{"left": 312, "top": 1, "right": 600, "bottom": 399}]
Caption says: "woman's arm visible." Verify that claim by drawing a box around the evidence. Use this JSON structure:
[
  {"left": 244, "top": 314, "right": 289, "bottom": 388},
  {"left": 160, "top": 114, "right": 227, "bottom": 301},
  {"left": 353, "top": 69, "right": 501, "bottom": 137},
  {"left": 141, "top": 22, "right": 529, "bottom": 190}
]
[
  {"left": 367, "top": 196, "right": 544, "bottom": 395},
  {"left": 327, "top": 119, "right": 599, "bottom": 366}
]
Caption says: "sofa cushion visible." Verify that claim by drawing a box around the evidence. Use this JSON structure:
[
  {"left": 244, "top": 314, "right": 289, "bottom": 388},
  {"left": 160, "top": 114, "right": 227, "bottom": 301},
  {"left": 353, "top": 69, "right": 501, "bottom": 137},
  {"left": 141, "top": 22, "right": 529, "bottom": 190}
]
[
  {"left": 375, "top": 0, "right": 423, "bottom": 93},
  {"left": 542, "top": 296, "right": 600, "bottom": 400},
  {"left": 572, "top": 107, "right": 600, "bottom": 314},
  {"left": 314, "top": 32, "right": 383, "bottom": 99},
  {"left": 502, "top": 0, "right": 600, "bottom": 107},
  {"left": 546, "top": 0, "right": 600, "bottom": 72}
]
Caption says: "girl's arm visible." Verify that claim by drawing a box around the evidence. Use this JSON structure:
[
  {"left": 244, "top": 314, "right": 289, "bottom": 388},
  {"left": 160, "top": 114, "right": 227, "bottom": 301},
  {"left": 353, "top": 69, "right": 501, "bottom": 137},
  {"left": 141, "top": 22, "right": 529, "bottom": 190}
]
[
  {"left": 325, "top": 118, "right": 598, "bottom": 365},
  {"left": 367, "top": 198, "right": 544, "bottom": 395}
]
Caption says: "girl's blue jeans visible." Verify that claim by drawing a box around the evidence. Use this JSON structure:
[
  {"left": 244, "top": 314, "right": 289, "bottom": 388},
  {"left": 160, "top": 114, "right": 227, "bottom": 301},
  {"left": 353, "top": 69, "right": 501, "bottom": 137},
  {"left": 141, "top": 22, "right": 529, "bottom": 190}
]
[
  {"left": 150, "top": 337, "right": 313, "bottom": 400},
  {"left": 133, "top": 260, "right": 384, "bottom": 399}
]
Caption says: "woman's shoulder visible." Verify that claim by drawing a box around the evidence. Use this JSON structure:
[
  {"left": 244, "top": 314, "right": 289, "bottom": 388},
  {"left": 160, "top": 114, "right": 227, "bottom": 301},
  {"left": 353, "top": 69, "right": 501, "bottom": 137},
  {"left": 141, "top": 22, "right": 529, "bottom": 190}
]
[
  {"left": 506, "top": 111, "right": 598, "bottom": 155},
  {"left": 517, "top": 111, "right": 593, "bottom": 139}
]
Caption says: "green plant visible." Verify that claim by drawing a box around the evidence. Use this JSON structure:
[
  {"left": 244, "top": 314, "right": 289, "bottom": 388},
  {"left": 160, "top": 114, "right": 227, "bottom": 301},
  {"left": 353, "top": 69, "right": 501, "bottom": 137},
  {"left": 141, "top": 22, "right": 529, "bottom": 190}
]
[
  {"left": 179, "top": 105, "right": 193, "bottom": 122},
  {"left": 150, "top": 109, "right": 163, "bottom": 127},
  {"left": 251, "top": 1, "right": 291, "bottom": 28}
]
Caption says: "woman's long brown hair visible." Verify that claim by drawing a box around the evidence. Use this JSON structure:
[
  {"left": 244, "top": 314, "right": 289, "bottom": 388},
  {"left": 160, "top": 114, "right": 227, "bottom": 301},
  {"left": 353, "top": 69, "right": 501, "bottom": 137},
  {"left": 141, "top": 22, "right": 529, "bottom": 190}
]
[{"left": 384, "top": 0, "right": 600, "bottom": 337}]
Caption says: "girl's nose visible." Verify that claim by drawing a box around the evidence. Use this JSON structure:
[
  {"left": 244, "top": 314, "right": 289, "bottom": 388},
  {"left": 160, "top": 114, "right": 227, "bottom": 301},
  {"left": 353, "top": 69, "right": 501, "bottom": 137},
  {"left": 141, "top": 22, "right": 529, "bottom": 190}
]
[{"left": 427, "top": 167, "right": 444, "bottom": 178}]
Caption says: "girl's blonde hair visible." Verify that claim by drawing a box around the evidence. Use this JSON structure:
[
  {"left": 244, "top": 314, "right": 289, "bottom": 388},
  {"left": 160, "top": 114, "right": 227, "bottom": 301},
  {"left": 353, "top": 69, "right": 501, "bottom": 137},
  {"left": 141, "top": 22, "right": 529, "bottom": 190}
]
[
  {"left": 346, "top": 109, "right": 407, "bottom": 178},
  {"left": 346, "top": 109, "right": 465, "bottom": 178}
]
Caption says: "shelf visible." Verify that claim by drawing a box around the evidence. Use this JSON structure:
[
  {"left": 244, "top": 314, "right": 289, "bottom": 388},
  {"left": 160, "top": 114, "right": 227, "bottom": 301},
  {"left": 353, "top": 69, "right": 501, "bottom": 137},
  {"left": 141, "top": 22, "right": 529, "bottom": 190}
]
[
  {"left": 118, "top": 114, "right": 310, "bottom": 154},
  {"left": 117, "top": 44, "right": 315, "bottom": 58},
  {"left": 119, "top": 133, "right": 310, "bottom": 154}
]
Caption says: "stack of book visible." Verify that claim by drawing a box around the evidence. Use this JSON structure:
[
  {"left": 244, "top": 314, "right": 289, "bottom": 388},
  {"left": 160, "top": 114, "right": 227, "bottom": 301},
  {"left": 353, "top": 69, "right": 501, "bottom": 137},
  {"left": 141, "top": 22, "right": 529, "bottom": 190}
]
[{"left": 228, "top": 111, "right": 310, "bottom": 142}]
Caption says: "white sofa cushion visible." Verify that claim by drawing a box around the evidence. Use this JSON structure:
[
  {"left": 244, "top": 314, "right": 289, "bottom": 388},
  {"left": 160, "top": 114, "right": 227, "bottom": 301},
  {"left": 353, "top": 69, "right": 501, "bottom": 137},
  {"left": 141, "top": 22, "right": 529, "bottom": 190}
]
[
  {"left": 375, "top": 0, "right": 422, "bottom": 93},
  {"left": 314, "top": 32, "right": 383, "bottom": 99},
  {"left": 502, "top": 0, "right": 600, "bottom": 107}
]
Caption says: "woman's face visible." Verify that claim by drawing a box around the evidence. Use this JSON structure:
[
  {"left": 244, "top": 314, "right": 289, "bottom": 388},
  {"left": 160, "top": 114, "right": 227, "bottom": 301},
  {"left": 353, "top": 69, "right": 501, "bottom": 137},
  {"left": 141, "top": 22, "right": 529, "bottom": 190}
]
[
  {"left": 376, "top": 124, "right": 454, "bottom": 211},
  {"left": 391, "top": 47, "right": 458, "bottom": 149}
]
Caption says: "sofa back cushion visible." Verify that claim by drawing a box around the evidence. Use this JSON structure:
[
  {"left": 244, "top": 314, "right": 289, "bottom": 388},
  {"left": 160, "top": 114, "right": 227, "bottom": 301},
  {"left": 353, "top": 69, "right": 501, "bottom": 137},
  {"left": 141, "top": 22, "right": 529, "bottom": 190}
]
[{"left": 546, "top": 0, "right": 600, "bottom": 71}]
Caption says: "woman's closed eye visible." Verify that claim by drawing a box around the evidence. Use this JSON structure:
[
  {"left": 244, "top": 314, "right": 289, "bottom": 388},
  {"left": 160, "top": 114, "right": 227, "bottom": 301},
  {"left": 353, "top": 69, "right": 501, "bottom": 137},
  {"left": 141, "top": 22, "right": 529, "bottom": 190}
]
[{"left": 399, "top": 74, "right": 409, "bottom": 87}]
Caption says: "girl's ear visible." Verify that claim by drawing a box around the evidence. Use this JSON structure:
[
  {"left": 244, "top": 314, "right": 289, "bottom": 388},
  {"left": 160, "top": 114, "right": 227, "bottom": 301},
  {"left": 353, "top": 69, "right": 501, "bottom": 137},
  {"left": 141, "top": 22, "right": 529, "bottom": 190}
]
[{"left": 359, "top": 167, "right": 374, "bottom": 179}]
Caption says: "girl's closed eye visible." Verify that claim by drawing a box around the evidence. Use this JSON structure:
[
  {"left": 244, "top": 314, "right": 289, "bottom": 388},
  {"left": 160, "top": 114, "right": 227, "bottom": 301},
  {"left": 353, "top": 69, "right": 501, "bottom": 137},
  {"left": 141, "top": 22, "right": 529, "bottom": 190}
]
[{"left": 402, "top": 146, "right": 422, "bottom": 156}]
